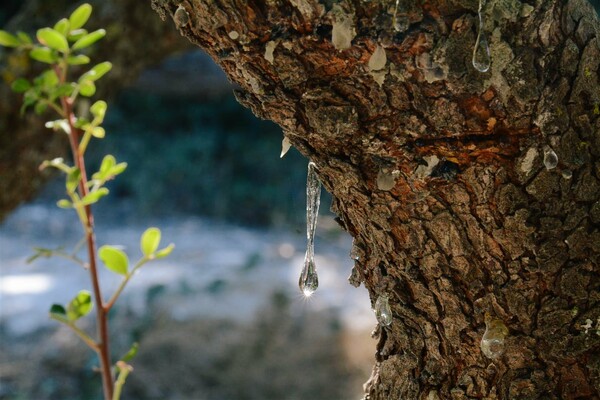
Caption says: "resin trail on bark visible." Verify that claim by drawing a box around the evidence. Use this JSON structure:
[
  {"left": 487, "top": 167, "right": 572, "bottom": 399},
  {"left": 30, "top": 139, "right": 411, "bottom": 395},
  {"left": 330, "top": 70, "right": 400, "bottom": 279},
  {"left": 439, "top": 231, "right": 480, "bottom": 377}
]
[{"left": 299, "top": 161, "right": 321, "bottom": 297}]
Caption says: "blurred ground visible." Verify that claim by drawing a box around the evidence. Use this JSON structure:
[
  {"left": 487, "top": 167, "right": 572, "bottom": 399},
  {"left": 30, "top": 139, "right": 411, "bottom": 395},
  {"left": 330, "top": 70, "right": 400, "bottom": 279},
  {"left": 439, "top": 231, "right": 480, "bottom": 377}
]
[{"left": 0, "top": 201, "right": 376, "bottom": 399}]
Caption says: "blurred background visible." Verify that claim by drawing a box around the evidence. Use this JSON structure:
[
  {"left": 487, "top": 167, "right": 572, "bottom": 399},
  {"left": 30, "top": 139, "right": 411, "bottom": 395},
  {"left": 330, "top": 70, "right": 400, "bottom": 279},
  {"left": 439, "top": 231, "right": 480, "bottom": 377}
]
[{"left": 0, "top": 1, "right": 376, "bottom": 399}]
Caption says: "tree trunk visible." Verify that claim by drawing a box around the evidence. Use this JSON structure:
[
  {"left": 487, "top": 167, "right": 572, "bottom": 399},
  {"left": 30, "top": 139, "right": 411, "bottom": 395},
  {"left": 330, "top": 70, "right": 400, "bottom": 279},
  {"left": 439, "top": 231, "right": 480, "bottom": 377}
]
[
  {"left": 162, "top": 0, "right": 600, "bottom": 398},
  {"left": 0, "top": 0, "right": 192, "bottom": 220}
]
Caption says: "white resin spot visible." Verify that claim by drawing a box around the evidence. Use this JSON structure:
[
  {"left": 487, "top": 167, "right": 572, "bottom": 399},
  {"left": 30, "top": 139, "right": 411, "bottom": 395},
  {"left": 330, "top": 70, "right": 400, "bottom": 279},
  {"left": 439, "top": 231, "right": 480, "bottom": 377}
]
[
  {"left": 264, "top": 40, "right": 278, "bottom": 64},
  {"left": 374, "top": 294, "right": 392, "bottom": 326},
  {"left": 280, "top": 136, "right": 292, "bottom": 158},
  {"left": 331, "top": 5, "right": 356, "bottom": 50},
  {"left": 543, "top": 146, "right": 558, "bottom": 170},
  {"left": 368, "top": 45, "right": 387, "bottom": 71}
]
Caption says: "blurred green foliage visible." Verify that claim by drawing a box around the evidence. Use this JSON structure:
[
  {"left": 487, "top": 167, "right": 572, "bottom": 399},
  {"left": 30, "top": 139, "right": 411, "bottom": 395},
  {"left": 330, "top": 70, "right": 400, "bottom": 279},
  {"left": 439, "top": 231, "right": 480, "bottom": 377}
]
[{"left": 86, "top": 91, "right": 313, "bottom": 226}]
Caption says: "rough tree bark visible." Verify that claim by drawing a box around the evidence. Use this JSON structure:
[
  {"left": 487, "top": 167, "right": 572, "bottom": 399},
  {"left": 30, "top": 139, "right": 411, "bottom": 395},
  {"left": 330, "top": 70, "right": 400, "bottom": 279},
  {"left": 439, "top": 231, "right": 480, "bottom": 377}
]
[
  {"left": 151, "top": 0, "right": 600, "bottom": 398},
  {"left": 0, "top": 0, "right": 191, "bottom": 220}
]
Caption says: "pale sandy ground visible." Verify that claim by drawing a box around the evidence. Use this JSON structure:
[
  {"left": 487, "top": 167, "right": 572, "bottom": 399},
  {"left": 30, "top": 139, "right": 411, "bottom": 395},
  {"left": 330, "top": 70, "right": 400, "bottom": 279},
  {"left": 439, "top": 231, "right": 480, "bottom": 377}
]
[
  {"left": 0, "top": 200, "right": 377, "bottom": 345},
  {"left": 0, "top": 203, "right": 377, "bottom": 334}
]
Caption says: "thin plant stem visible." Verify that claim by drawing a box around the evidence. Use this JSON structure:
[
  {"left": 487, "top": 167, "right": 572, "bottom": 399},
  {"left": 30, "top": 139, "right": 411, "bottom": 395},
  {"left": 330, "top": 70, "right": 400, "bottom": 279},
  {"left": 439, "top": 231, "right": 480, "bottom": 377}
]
[
  {"left": 58, "top": 60, "right": 114, "bottom": 400},
  {"left": 112, "top": 362, "right": 133, "bottom": 400},
  {"left": 105, "top": 259, "right": 148, "bottom": 311}
]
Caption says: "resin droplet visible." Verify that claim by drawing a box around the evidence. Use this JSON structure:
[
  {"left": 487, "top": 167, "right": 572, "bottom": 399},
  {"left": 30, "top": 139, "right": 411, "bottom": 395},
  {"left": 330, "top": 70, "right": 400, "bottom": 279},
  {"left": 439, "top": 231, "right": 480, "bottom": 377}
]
[
  {"left": 543, "top": 146, "right": 558, "bottom": 170},
  {"left": 472, "top": 0, "right": 491, "bottom": 73},
  {"left": 480, "top": 315, "right": 508, "bottom": 359},
  {"left": 392, "top": 0, "right": 410, "bottom": 32},
  {"left": 374, "top": 295, "right": 393, "bottom": 327},
  {"left": 280, "top": 136, "right": 291, "bottom": 158},
  {"left": 174, "top": 5, "right": 190, "bottom": 29},
  {"left": 299, "top": 256, "right": 318, "bottom": 296},
  {"left": 299, "top": 161, "right": 321, "bottom": 296}
]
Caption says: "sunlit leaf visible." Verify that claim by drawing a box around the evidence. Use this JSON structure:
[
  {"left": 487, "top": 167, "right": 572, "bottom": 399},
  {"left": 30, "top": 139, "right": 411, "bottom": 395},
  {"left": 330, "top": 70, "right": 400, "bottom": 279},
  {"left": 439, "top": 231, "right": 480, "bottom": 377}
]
[
  {"left": 57, "top": 199, "right": 73, "bottom": 208},
  {"left": 99, "top": 245, "right": 129, "bottom": 275},
  {"left": 120, "top": 342, "right": 139, "bottom": 363},
  {"left": 91, "top": 127, "right": 105, "bottom": 138},
  {"left": 72, "top": 29, "right": 105, "bottom": 50},
  {"left": 67, "top": 290, "right": 93, "bottom": 321},
  {"left": 67, "top": 54, "right": 90, "bottom": 65},
  {"left": 81, "top": 62, "right": 112, "bottom": 82},
  {"left": 80, "top": 187, "right": 109, "bottom": 205},
  {"left": 154, "top": 244, "right": 175, "bottom": 259},
  {"left": 0, "top": 30, "right": 20, "bottom": 47},
  {"left": 29, "top": 47, "right": 57, "bottom": 64},
  {"left": 79, "top": 80, "right": 96, "bottom": 97},
  {"left": 16, "top": 31, "right": 32, "bottom": 45},
  {"left": 90, "top": 100, "right": 107, "bottom": 119},
  {"left": 69, "top": 4, "right": 93, "bottom": 30},
  {"left": 141, "top": 227, "right": 161, "bottom": 256},
  {"left": 37, "top": 28, "right": 69, "bottom": 52},
  {"left": 66, "top": 168, "right": 81, "bottom": 193},
  {"left": 53, "top": 18, "right": 71, "bottom": 37}
]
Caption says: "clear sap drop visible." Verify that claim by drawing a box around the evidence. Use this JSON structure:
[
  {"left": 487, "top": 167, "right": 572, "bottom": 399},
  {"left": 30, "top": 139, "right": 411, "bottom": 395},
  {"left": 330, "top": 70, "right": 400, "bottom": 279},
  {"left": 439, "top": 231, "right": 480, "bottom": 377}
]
[
  {"left": 374, "top": 295, "right": 393, "bottom": 327},
  {"left": 299, "top": 162, "right": 321, "bottom": 296},
  {"left": 299, "top": 256, "right": 318, "bottom": 296},
  {"left": 472, "top": 0, "right": 491, "bottom": 73},
  {"left": 393, "top": 0, "right": 410, "bottom": 32},
  {"left": 543, "top": 146, "right": 559, "bottom": 170},
  {"left": 480, "top": 316, "right": 508, "bottom": 359}
]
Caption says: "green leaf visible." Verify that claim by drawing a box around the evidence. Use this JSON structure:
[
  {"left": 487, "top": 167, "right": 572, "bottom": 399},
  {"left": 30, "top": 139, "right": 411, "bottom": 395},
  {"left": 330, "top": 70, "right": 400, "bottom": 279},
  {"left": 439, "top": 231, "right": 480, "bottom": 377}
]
[
  {"left": 67, "top": 54, "right": 90, "bottom": 65},
  {"left": 40, "top": 69, "right": 59, "bottom": 88},
  {"left": 57, "top": 199, "right": 73, "bottom": 208},
  {"left": 72, "top": 29, "right": 106, "bottom": 50},
  {"left": 68, "top": 29, "right": 88, "bottom": 42},
  {"left": 53, "top": 18, "right": 71, "bottom": 37},
  {"left": 51, "top": 83, "right": 76, "bottom": 99},
  {"left": 11, "top": 78, "right": 30, "bottom": 93},
  {"left": 27, "top": 247, "right": 54, "bottom": 263},
  {"left": 37, "top": 28, "right": 69, "bottom": 52},
  {"left": 91, "top": 127, "right": 105, "bottom": 138},
  {"left": 69, "top": 4, "right": 93, "bottom": 30},
  {"left": 99, "top": 154, "right": 116, "bottom": 174},
  {"left": 67, "top": 290, "right": 93, "bottom": 321},
  {"left": 120, "top": 342, "right": 139, "bottom": 363},
  {"left": 49, "top": 304, "right": 70, "bottom": 323},
  {"left": 79, "top": 80, "right": 96, "bottom": 97},
  {"left": 141, "top": 228, "right": 161, "bottom": 256},
  {"left": 82, "top": 61, "right": 112, "bottom": 82},
  {"left": 66, "top": 168, "right": 81, "bottom": 193},
  {"left": 99, "top": 245, "right": 129, "bottom": 275},
  {"left": 0, "top": 30, "right": 20, "bottom": 47},
  {"left": 16, "top": 31, "right": 32, "bottom": 45},
  {"left": 155, "top": 244, "right": 175, "bottom": 259},
  {"left": 29, "top": 47, "right": 58, "bottom": 64},
  {"left": 90, "top": 100, "right": 107, "bottom": 119},
  {"left": 34, "top": 101, "right": 48, "bottom": 115},
  {"left": 80, "top": 187, "right": 109, "bottom": 205},
  {"left": 110, "top": 162, "right": 128, "bottom": 177}
]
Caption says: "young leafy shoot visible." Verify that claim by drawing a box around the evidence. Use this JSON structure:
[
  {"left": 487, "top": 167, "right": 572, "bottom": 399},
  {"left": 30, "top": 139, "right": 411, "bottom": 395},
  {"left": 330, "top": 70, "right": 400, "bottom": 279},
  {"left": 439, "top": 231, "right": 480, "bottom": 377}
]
[{"left": 1, "top": 4, "right": 174, "bottom": 399}]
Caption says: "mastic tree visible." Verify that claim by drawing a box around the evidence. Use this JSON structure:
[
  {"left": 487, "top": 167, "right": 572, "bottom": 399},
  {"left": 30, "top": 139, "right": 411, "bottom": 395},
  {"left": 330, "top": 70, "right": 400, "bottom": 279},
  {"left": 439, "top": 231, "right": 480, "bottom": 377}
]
[{"left": 150, "top": 0, "right": 600, "bottom": 398}]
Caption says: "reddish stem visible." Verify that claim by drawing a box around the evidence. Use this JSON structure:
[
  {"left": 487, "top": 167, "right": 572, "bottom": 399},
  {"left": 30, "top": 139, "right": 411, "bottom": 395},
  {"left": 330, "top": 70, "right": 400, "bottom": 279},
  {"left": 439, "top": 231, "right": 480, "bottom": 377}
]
[{"left": 61, "top": 93, "right": 114, "bottom": 400}]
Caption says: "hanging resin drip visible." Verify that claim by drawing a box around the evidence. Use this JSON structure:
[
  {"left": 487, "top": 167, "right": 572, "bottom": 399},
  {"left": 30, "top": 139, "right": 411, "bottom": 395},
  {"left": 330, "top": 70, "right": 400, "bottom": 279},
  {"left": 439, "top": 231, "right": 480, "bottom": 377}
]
[
  {"left": 299, "top": 161, "right": 321, "bottom": 297},
  {"left": 374, "top": 294, "right": 393, "bottom": 326},
  {"left": 543, "top": 146, "right": 559, "bottom": 170},
  {"left": 392, "top": 0, "right": 410, "bottom": 32},
  {"left": 480, "top": 314, "right": 508, "bottom": 359},
  {"left": 472, "top": 0, "right": 491, "bottom": 73}
]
